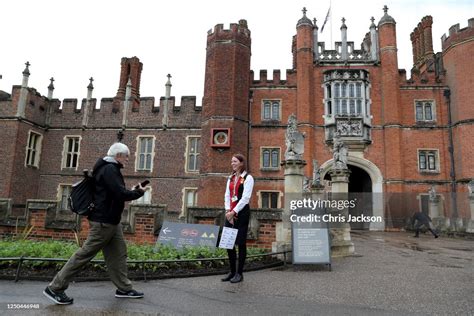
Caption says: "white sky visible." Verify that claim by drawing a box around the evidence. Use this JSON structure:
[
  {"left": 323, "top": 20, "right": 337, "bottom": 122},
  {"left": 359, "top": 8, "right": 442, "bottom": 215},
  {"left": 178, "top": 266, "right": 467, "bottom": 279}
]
[{"left": 0, "top": 0, "right": 472, "bottom": 104}]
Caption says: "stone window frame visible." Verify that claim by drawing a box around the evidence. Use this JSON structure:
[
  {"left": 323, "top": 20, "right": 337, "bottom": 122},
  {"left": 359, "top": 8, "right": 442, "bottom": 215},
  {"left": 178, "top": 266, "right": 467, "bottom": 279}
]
[
  {"left": 260, "top": 147, "right": 281, "bottom": 171},
  {"left": 414, "top": 99, "right": 436, "bottom": 123},
  {"left": 261, "top": 99, "right": 282, "bottom": 122},
  {"left": 180, "top": 187, "right": 198, "bottom": 218},
  {"left": 25, "top": 130, "right": 43, "bottom": 168},
  {"left": 57, "top": 183, "right": 72, "bottom": 211},
  {"left": 133, "top": 186, "right": 152, "bottom": 205},
  {"left": 322, "top": 70, "right": 371, "bottom": 119},
  {"left": 417, "top": 149, "right": 440, "bottom": 174},
  {"left": 257, "top": 190, "right": 282, "bottom": 208},
  {"left": 135, "top": 135, "right": 156, "bottom": 172},
  {"left": 61, "top": 135, "right": 82, "bottom": 170},
  {"left": 185, "top": 136, "right": 201, "bottom": 173}
]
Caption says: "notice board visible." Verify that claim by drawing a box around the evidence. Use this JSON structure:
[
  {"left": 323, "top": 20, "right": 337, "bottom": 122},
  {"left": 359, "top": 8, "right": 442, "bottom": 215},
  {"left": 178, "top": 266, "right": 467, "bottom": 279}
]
[
  {"left": 157, "top": 221, "right": 219, "bottom": 248},
  {"left": 291, "top": 208, "right": 331, "bottom": 265}
]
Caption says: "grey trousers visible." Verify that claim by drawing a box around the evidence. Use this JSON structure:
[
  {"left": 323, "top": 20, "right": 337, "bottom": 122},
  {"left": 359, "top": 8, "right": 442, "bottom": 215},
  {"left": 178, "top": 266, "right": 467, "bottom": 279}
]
[{"left": 49, "top": 221, "right": 132, "bottom": 292}]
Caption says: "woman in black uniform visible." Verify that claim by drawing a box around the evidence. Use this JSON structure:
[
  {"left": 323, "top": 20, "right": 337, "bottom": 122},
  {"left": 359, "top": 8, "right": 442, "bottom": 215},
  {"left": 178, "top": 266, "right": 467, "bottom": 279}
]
[{"left": 221, "top": 154, "right": 254, "bottom": 283}]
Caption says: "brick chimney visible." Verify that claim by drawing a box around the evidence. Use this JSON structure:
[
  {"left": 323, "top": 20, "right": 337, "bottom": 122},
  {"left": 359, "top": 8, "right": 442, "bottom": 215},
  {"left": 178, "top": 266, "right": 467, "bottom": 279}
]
[
  {"left": 421, "top": 16, "right": 434, "bottom": 57},
  {"left": 113, "top": 57, "right": 142, "bottom": 112}
]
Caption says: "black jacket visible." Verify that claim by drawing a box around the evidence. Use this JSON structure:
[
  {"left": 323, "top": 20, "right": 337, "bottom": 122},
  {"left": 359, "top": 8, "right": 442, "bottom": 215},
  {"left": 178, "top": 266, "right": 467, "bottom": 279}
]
[
  {"left": 88, "top": 158, "right": 144, "bottom": 225},
  {"left": 412, "top": 211, "right": 432, "bottom": 225}
]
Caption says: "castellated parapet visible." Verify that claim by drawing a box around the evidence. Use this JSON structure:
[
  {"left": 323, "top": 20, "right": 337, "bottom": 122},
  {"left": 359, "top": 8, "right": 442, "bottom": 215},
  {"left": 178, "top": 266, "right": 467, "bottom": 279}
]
[
  {"left": 0, "top": 85, "right": 201, "bottom": 129},
  {"left": 206, "top": 19, "right": 251, "bottom": 47},
  {"left": 250, "top": 69, "right": 297, "bottom": 87},
  {"left": 441, "top": 18, "right": 474, "bottom": 51}
]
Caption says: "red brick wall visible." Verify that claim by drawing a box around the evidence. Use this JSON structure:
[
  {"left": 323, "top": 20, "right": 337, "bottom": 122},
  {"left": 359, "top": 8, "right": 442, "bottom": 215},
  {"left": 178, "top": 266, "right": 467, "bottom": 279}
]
[
  {"left": 443, "top": 20, "right": 474, "bottom": 181},
  {"left": 0, "top": 210, "right": 157, "bottom": 245}
]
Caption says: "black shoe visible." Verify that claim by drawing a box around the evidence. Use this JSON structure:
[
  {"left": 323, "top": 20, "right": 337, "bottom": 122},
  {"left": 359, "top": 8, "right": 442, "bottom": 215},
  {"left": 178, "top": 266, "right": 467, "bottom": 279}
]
[
  {"left": 115, "top": 289, "right": 144, "bottom": 299},
  {"left": 43, "top": 286, "right": 74, "bottom": 305},
  {"left": 230, "top": 273, "right": 243, "bottom": 283},
  {"left": 221, "top": 273, "right": 235, "bottom": 282},
  {"left": 434, "top": 235, "right": 439, "bottom": 238}
]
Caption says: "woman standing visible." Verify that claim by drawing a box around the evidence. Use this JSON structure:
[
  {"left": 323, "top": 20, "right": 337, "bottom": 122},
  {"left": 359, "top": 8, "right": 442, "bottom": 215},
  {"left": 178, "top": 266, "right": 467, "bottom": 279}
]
[{"left": 221, "top": 154, "right": 254, "bottom": 283}]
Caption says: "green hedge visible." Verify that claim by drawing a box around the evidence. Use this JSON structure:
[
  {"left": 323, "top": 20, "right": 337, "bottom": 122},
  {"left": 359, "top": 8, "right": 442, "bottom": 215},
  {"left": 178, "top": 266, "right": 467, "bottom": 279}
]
[{"left": 0, "top": 240, "right": 266, "bottom": 261}]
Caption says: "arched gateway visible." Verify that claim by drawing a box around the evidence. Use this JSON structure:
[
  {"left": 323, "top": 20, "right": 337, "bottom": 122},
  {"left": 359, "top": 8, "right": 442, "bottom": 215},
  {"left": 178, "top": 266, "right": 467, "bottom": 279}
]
[{"left": 320, "top": 156, "right": 384, "bottom": 231}]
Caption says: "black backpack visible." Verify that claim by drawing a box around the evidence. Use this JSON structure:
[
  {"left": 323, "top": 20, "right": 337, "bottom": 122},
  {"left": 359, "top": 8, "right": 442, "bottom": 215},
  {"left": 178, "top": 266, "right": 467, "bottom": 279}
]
[{"left": 68, "top": 170, "right": 95, "bottom": 216}]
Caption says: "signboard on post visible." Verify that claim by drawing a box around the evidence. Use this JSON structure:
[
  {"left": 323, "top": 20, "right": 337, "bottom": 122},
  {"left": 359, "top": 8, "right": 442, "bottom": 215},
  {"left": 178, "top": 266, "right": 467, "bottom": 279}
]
[
  {"left": 157, "top": 221, "right": 220, "bottom": 248},
  {"left": 291, "top": 207, "right": 331, "bottom": 267}
]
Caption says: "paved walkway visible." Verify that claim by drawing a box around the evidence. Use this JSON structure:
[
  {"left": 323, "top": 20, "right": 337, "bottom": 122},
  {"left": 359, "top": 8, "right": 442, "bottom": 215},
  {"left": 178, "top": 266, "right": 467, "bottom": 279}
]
[{"left": 0, "top": 232, "right": 472, "bottom": 315}]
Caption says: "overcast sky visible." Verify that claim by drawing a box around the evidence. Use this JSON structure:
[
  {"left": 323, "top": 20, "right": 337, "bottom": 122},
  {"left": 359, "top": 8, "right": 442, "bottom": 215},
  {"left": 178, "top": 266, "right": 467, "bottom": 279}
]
[{"left": 0, "top": 0, "right": 472, "bottom": 104}]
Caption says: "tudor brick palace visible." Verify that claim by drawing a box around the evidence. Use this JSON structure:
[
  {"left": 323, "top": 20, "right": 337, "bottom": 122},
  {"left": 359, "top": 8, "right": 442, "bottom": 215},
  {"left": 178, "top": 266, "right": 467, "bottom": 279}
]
[{"left": 1, "top": 6, "right": 473, "bottom": 246}]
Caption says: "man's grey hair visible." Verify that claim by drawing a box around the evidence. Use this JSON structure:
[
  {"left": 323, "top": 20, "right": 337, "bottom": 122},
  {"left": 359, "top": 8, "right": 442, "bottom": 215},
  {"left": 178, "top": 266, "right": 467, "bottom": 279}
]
[{"left": 107, "top": 142, "right": 130, "bottom": 157}]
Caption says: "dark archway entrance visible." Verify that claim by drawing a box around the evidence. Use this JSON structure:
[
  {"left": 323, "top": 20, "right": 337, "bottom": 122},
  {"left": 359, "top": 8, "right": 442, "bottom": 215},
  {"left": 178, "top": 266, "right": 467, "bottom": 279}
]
[{"left": 348, "top": 165, "right": 372, "bottom": 230}]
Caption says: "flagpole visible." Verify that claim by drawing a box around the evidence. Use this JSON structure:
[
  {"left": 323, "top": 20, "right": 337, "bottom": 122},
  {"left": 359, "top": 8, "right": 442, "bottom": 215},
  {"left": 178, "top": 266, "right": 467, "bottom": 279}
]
[{"left": 320, "top": 0, "right": 332, "bottom": 49}]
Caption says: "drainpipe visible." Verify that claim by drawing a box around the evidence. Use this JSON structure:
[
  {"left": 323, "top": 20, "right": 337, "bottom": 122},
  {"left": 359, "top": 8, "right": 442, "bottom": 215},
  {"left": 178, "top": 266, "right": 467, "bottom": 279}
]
[
  {"left": 444, "top": 89, "right": 458, "bottom": 229},
  {"left": 247, "top": 90, "right": 253, "bottom": 172}
]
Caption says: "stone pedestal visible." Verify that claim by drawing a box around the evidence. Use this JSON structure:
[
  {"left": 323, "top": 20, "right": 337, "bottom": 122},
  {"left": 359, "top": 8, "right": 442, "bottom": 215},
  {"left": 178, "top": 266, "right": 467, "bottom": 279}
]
[
  {"left": 311, "top": 184, "right": 326, "bottom": 201},
  {"left": 433, "top": 217, "right": 450, "bottom": 231},
  {"left": 429, "top": 196, "right": 449, "bottom": 230},
  {"left": 429, "top": 197, "right": 440, "bottom": 218},
  {"left": 273, "top": 159, "right": 306, "bottom": 257},
  {"left": 467, "top": 195, "right": 474, "bottom": 233},
  {"left": 328, "top": 168, "right": 355, "bottom": 257}
]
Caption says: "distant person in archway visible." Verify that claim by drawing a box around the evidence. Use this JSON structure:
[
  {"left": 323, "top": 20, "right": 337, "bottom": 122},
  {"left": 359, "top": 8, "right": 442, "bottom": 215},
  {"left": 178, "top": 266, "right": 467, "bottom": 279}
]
[
  {"left": 412, "top": 210, "right": 439, "bottom": 238},
  {"left": 221, "top": 154, "right": 254, "bottom": 283}
]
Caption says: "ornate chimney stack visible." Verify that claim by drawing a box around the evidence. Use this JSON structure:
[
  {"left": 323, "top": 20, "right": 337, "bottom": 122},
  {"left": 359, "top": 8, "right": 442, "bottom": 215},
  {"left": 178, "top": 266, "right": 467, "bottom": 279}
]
[
  {"left": 421, "top": 16, "right": 434, "bottom": 57},
  {"left": 113, "top": 57, "right": 143, "bottom": 112},
  {"left": 411, "top": 16, "right": 435, "bottom": 70}
]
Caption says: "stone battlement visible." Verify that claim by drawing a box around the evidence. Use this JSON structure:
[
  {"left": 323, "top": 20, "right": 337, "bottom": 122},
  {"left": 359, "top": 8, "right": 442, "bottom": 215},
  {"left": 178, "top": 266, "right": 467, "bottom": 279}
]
[
  {"left": 441, "top": 18, "right": 474, "bottom": 51},
  {"left": 250, "top": 69, "right": 296, "bottom": 87},
  {"left": 0, "top": 85, "right": 201, "bottom": 129},
  {"left": 207, "top": 19, "right": 250, "bottom": 36},
  {"left": 206, "top": 20, "right": 251, "bottom": 46}
]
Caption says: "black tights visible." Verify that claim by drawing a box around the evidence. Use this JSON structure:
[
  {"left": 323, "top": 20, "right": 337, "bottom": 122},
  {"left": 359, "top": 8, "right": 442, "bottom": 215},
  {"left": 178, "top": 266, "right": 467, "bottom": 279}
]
[{"left": 227, "top": 244, "right": 247, "bottom": 275}]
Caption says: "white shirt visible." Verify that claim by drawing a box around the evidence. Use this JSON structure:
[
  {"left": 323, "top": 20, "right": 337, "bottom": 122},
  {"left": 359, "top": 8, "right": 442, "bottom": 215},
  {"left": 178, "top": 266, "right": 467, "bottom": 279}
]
[{"left": 224, "top": 171, "right": 254, "bottom": 214}]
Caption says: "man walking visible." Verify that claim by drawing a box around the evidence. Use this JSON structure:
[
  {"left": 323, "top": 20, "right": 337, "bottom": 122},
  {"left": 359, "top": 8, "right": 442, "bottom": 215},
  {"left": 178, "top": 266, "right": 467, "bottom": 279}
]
[
  {"left": 412, "top": 210, "right": 439, "bottom": 238},
  {"left": 44, "top": 142, "right": 147, "bottom": 304}
]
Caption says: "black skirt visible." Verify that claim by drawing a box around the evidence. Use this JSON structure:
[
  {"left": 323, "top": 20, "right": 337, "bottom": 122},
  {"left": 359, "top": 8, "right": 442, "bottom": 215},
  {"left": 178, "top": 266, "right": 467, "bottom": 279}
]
[{"left": 224, "top": 206, "right": 250, "bottom": 246}]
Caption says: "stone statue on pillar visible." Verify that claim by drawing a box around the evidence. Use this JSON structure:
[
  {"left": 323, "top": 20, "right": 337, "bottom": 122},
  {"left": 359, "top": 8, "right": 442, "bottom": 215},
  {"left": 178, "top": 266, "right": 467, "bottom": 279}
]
[
  {"left": 328, "top": 135, "right": 354, "bottom": 257},
  {"left": 274, "top": 114, "right": 307, "bottom": 258},
  {"left": 332, "top": 135, "right": 348, "bottom": 170},
  {"left": 311, "top": 159, "right": 322, "bottom": 188},
  {"left": 285, "top": 114, "right": 305, "bottom": 161},
  {"left": 303, "top": 177, "right": 311, "bottom": 193}
]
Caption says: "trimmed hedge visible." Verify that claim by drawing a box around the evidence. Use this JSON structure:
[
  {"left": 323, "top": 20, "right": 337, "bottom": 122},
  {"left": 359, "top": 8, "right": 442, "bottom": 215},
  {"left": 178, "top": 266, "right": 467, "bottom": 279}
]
[{"left": 0, "top": 239, "right": 266, "bottom": 268}]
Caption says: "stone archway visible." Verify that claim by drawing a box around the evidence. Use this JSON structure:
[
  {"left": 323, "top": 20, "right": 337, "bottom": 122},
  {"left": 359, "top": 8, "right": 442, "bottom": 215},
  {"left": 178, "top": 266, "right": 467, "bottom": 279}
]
[
  {"left": 348, "top": 165, "right": 372, "bottom": 230},
  {"left": 320, "top": 156, "right": 384, "bottom": 230}
]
